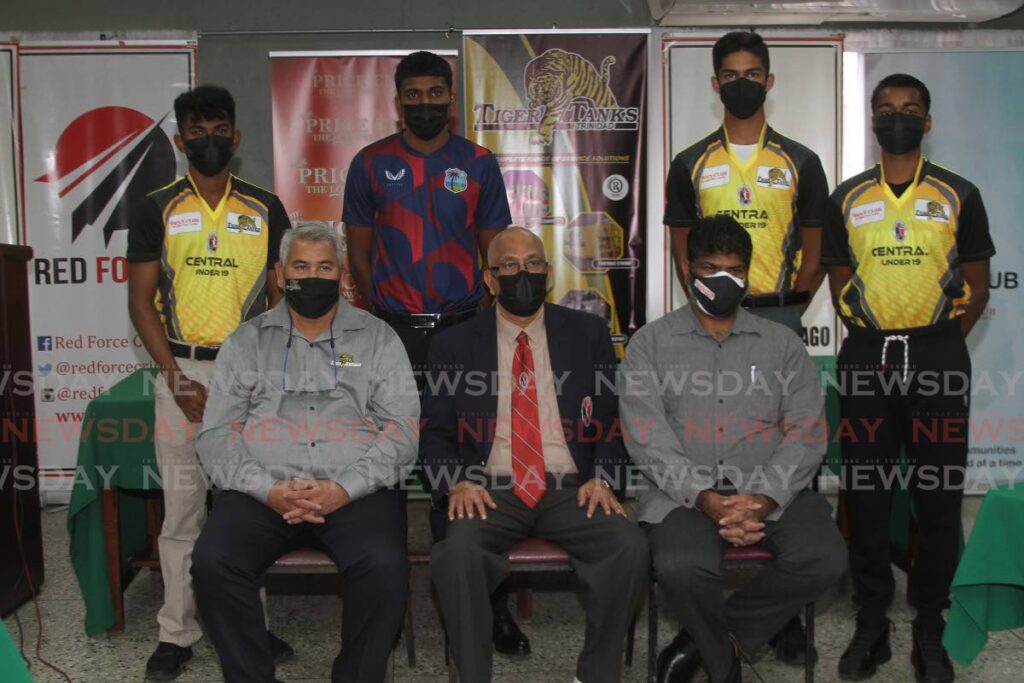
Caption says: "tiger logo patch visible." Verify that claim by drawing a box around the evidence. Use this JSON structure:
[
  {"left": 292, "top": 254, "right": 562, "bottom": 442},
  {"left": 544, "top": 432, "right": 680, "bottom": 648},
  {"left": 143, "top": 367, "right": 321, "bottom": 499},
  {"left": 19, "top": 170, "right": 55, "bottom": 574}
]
[
  {"left": 227, "top": 212, "right": 263, "bottom": 235},
  {"left": 913, "top": 198, "right": 951, "bottom": 224},
  {"left": 927, "top": 200, "right": 947, "bottom": 220},
  {"left": 238, "top": 215, "right": 258, "bottom": 233},
  {"left": 525, "top": 49, "right": 619, "bottom": 146},
  {"left": 755, "top": 165, "right": 792, "bottom": 190}
]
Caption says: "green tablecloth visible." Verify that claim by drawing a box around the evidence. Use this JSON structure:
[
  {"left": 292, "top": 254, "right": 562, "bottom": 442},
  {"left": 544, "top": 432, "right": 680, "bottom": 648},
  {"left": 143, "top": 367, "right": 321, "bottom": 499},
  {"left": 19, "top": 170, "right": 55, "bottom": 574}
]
[
  {"left": 0, "top": 621, "right": 33, "bottom": 682},
  {"left": 67, "top": 368, "right": 158, "bottom": 636},
  {"left": 944, "top": 486, "right": 1024, "bottom": 665}
]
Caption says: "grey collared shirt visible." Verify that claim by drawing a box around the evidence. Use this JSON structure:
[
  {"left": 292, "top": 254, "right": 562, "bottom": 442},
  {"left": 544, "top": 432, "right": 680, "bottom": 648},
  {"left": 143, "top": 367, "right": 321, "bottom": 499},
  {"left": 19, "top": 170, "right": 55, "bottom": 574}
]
[
  {"left": 196, "top": 300, "right": 420, "bottom": 505},
  {"left": 619, "top": 304, "right": 825, "bottom": 524}
]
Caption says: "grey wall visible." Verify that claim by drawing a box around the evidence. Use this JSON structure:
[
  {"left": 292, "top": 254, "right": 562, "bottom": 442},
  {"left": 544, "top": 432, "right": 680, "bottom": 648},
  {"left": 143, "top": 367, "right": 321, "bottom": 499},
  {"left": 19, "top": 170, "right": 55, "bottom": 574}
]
[
  {"left": 0, "top": 0, "right": 651, "bottom": 33},
  {"left": 2, "top": 0, "right": 1021, "bottom": 189},
  {"left": 1, "top": 0, "right": 653, "bottom": 189}
]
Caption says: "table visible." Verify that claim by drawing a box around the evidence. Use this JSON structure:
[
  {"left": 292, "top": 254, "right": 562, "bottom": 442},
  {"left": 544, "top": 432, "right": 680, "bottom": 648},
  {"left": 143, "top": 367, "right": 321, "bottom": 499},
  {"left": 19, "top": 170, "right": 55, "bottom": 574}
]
[
  {"left": 0, "top": 620, "right": 33, "bottom": 682},
  {"left": 67, "top": 368, "right": 161, "bottom": 636},
  {"left": 944, "top": 486, "right": 1024, "bottom": 665}
]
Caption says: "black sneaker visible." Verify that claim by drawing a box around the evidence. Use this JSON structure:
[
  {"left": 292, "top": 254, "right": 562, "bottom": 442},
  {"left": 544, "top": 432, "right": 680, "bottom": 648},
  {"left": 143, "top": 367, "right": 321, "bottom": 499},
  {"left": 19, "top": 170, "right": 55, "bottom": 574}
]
[
  {"left": 838, "top": 618, "right": 891, "bottom": 681},
  {"left": 911, "top": 621, "right": 954, "bottom": 683},
  {"left": 268, "top": 630, "right": 295, "bottom": 664},
  {"left": 145, "top": 642, "right": 192, "bottom": 681}
]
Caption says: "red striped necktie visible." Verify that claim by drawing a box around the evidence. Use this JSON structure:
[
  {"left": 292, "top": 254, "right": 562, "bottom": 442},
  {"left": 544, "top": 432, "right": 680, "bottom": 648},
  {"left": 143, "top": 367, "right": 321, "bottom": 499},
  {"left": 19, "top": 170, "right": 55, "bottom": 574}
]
[{"left": 511, "top": 331, "right": 546, "bottom": 507}]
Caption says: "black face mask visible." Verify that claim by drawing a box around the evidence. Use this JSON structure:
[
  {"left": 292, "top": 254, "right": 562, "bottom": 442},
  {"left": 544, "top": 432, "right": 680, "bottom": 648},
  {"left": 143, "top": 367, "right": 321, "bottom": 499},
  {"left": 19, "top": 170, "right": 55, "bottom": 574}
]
[
  {"left": 284, "top": 277, "right": 340, "bottom": 319},
  {"left": 403, "top": 103, "right": 450, "bottom": 141},
  {"left": 873, "top": 112, "right": 926, "bottom": 155},
  {"left": 496, "top": 271, "right": 547, "bottom": 317},
  {"left": 688, "top": 271, "right": 748, "bottom": 318},
  {"left": 719, "top": 78, "right": 767, "bottom": 120},
  {"left": 183, "top": 134, "right": 234, "bottom": 177}
]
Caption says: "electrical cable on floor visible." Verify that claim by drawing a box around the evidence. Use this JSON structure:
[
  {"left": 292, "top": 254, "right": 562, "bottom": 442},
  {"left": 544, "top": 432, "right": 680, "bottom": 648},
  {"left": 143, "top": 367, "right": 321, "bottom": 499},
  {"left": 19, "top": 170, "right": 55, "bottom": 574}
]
[{"left": 729, "top": 632, "right": 767, "bottom": 683}]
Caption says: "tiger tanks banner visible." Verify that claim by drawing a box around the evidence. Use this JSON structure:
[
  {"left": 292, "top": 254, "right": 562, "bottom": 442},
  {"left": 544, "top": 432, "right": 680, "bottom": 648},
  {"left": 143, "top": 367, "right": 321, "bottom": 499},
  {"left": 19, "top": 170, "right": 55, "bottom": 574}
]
[{"left": 463, "top": 31, "right": 648, "bottom": 350}]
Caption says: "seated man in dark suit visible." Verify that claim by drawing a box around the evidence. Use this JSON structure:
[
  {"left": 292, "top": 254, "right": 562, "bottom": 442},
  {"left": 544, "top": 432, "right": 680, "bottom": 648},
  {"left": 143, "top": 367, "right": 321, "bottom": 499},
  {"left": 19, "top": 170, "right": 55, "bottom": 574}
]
[
  {"left": 620, "top": 216, "right": 846, "bottom": 683},
  {"left": 422, "top": 226, "right": 649, "bottom": 683}
]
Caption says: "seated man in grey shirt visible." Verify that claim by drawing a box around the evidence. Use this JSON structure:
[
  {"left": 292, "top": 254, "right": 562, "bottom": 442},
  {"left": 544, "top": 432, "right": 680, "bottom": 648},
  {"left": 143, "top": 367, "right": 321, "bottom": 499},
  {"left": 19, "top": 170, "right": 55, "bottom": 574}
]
[
  {"left": 191, "top": 222, "right": 420, "bottom": 683},
  {"left": 620, "top": 216, "right": 846, "bottom": 683}
]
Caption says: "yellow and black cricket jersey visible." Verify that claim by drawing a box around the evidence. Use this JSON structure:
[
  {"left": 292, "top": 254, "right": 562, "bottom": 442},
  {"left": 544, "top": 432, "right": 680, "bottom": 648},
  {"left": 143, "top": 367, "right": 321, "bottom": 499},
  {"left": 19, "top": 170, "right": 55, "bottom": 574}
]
[
  {"left": 127, "top": 175, "right": 290, "bottom": 346},
  {"left": 664, "top": 124, "right": 828, "bottom": 296},
  {"left": 821, "top": 157, "right": 994, "bottom": 331}
]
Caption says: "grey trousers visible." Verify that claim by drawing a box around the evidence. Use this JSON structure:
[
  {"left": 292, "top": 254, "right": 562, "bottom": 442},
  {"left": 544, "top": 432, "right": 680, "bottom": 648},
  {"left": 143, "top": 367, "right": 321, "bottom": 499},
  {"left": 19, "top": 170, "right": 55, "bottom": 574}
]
[
  {"left": 431, "top": 477, "right": 650, "bottom": 683},
  {"left": 648, "top": 490, "right": 846, "bottom": 683}
]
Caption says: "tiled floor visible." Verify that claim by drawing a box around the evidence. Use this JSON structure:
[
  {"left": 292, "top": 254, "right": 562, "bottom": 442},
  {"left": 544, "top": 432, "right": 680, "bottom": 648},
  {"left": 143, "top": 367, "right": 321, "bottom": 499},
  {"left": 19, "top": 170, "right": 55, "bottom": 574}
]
[{"left": 6, "top": 496, "right": 1024, "bottom": 682}]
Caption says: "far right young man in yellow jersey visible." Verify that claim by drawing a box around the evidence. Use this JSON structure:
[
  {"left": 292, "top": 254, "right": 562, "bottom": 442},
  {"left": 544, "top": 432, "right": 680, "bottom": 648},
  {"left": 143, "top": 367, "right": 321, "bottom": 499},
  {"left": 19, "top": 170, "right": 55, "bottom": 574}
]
[
  {"left": 823, "top": 73, "right": 994, "bottom": 683},
  {"left": 665, "top": 31, "right": 829, "bottom": 338}
]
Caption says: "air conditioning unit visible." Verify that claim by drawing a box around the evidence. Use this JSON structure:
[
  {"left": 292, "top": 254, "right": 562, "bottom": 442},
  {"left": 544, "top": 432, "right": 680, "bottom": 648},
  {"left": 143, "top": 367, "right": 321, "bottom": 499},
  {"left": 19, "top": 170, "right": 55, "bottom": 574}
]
[{"left": 649, "top": 0, "right": 1023, "bottom": 25}]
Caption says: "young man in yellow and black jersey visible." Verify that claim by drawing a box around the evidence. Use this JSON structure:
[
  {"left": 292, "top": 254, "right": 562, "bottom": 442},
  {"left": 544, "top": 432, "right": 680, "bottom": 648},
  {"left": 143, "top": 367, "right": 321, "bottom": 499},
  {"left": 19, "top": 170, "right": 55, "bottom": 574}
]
[
  {"left": 823, "top": 73, "right": 994, "bottom": 683},
  {"left": 665, "top": 31, "right": 829, "bottom": 338},
  {"left": 127, "top": 85, "right": 293, "bottom": 681}
]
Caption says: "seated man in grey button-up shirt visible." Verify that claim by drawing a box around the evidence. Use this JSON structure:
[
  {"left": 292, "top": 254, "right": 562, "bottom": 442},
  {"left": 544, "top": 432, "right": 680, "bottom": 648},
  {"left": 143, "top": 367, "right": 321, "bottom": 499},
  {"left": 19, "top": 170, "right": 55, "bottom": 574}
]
[
  {"left": 191, "top": 222, "right": 420, "bottom": 683},
  {"left": 620, "top": 216, "right": 846, "bottom": 683}
]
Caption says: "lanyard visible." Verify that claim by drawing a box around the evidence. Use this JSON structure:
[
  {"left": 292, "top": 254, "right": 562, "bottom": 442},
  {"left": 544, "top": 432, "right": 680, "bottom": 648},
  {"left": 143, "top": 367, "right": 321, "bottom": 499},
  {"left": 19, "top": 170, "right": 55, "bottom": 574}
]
[{"left": 282, "top": 318, "right": 337, "bottom": 392}]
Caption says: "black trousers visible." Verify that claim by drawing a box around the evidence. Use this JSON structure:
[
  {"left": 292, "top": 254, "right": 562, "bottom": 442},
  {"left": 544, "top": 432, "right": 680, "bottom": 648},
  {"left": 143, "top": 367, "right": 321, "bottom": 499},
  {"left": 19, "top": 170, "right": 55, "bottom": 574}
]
[
  {"left": 649, "top": 490, "right": 847, "bottom": 683},
  {"left": 191, "top": 489, "right": 409, "bottom": 683},
  {"left": 378, "top": 309, "right": 477, "bottom": 393},
  {"left": 431, "top": 476, "right": 650, "bottom": 683},
  {"left": 837, "top": 320, "right": 971, "bottom": 625}
]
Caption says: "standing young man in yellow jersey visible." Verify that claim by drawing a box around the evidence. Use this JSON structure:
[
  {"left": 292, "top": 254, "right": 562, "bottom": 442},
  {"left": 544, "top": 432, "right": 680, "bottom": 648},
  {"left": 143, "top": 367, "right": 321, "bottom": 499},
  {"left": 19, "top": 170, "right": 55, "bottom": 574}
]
[
  {"left": 665, "top": 31, "right": 829, "bottom": 337},
  {"left": 127, "top": 85, "right": 292, "bottom": 681},
  {"left": 823, "top": 74, "right": 993, "bottom": 683},
  {"left": 657, "top": 31, "right": 827, "bottom": 682}
]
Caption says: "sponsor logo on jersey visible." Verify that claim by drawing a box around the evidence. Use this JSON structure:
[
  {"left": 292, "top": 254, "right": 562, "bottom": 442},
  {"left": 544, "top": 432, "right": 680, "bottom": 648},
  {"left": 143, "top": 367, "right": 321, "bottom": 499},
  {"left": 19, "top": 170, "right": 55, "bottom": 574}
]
[
  {"left": 168, "top": 211, "right": 202, "bottom": 235},
  {"left": 226, "top": 212, "right": 263, "bottom": 235},
  {"left": 738, "top": 184, "right": 753, "bottom": 206},
  {"left": 849, "top": 200, "right": 886, "bottom": 228},
  {"left": 755, "top": 165, "right": 792, "bottom": 189},
  {"left": 699, "top": 164, "right": 730, "bottom": 189},
  {"left": 914, "top": 199, "right": 951, "bottom": 223},
  {"left": 444, "top": 167, "right": 468, "bottom": 194}
]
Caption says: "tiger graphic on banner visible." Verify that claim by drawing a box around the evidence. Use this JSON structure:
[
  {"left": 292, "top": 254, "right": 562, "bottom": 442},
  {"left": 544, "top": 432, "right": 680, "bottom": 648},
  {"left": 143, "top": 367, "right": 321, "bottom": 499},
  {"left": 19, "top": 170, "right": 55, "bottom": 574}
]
[{"left": 525, "top": 48, "right": 619, "bottom": 145}]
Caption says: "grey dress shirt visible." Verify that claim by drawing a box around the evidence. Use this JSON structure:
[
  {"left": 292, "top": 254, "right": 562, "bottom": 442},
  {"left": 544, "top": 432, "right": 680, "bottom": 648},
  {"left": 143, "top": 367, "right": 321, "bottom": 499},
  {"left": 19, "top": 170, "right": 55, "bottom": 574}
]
[
  {"left": 197, "top": 300, "right": 420, "bottom": 505},
  {"left": 619, "top": 304, "right": 824, "bottom": 524}
]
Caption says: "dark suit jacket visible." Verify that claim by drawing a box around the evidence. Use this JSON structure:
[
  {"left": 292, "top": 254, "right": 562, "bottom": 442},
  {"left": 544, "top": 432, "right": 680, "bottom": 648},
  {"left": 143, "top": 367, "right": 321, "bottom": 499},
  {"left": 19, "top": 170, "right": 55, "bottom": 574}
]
[{"left": 420, "top": 303, "right": 628, "bottom": 504}]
